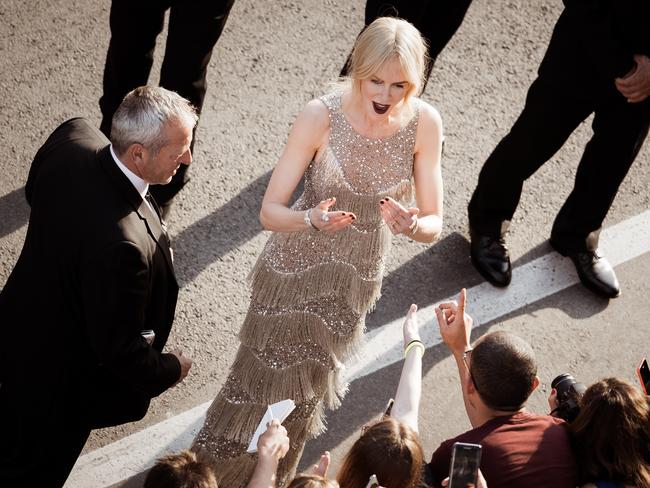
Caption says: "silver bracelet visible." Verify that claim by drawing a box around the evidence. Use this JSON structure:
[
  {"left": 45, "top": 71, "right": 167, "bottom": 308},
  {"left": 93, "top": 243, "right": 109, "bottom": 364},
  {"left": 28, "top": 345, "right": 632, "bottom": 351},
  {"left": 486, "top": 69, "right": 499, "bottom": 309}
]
[{"left": 304, "top": 209, "right": 319, "bottom": 231}]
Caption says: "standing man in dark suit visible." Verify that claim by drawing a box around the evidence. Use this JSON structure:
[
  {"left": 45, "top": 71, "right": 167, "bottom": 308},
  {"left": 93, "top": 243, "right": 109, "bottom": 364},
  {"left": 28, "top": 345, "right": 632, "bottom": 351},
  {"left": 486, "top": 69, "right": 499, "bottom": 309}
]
[
  {"left": 468, "top": 0, "right": 650, "bottom": 298},
  {"left": 0, "top": 86, "right": 195, "bottom": 487},
  {"left": 99, "top": 0, "right": 236, "bottom": 218}
]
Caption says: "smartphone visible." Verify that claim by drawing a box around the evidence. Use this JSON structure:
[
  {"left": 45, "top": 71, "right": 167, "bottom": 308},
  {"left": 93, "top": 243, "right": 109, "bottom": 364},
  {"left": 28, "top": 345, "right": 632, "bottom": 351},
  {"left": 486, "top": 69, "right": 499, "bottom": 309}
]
[
  {"left": 141, "top": 329, "right": 155, "bottom": 345},
  {"left": 637, "top": 358, "right": 650, "bottom": 395},
  {"left": 448, "top": 442, "right": 482, "bottom": 488},
  {"left": 365, "top": 474, "right": 379, "bottom": 488}
]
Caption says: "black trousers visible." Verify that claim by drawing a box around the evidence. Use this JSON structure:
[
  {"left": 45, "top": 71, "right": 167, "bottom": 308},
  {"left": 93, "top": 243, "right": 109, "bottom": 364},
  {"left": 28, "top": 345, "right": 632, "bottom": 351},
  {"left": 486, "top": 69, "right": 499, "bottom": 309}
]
[
  {"left": 0, "top": 380, "right": 91, "bottom": 488},
  {"left": 99, "top": 0, "right": 235, "bottom": 206},
  {"left": 341, "top": 0, "right": 474, "bottom": 89},
  {"left": 468, "top": 11, "right": 650, "bottom": 254}
]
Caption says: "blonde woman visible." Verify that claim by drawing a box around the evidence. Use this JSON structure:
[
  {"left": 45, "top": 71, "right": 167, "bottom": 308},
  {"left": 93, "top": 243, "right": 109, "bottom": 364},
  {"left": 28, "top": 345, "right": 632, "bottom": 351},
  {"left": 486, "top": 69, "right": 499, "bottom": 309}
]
[{"left": 193, "top": 17, "right": 444, "bottom": 487}]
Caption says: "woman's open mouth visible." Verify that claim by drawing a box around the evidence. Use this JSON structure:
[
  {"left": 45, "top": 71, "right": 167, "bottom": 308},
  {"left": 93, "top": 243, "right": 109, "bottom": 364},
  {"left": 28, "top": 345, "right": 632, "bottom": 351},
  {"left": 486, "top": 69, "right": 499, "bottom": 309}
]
[{"left": 372, "top": 101, "right": 390, "bottom": 114}]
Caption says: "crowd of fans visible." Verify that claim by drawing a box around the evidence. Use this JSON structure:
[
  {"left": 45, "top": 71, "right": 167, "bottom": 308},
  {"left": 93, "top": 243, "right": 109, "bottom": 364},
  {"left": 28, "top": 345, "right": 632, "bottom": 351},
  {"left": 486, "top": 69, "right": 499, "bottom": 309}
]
[{"left": 143, "top": 289, "right": 650, "bottom": 488}]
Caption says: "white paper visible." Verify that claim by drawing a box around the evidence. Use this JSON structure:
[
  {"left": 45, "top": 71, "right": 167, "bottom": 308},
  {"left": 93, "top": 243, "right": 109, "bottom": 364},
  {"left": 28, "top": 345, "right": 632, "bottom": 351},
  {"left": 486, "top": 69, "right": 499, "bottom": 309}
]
[{"left": 246, "top": 399, "right": 295, "bottom": 453}]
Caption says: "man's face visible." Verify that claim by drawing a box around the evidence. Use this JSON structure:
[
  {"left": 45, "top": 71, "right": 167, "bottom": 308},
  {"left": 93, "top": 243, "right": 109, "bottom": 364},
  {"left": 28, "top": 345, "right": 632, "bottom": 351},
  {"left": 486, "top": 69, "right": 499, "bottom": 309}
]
[{"left": 139, "top": 120, "right": 193, "bottom": 185}]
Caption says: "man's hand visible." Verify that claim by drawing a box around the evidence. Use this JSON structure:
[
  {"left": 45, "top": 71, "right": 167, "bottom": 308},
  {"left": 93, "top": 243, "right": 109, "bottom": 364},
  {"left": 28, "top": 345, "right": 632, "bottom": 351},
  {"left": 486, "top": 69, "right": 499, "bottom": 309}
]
[
  {"left": 615, "top": 54, "right": 650, "bottom": 103},
  {"left": 258, "top": 419, "right": 290, "bottom": 461},
  {"left": 435, "top": 288, "right": 473, "bottom": 355},
  {"left": 311, "top": 451, "right": 331, "bottom": 477},
  {"left": 170, "top": 349, "right": 193, "bottom": 386}
]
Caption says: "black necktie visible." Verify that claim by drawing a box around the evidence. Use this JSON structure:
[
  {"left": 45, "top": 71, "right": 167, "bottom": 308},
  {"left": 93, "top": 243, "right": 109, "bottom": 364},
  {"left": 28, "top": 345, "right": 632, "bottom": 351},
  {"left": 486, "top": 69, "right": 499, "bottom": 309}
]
[{"left": 145, "top": 192, "right": 172, "bottom": 251}]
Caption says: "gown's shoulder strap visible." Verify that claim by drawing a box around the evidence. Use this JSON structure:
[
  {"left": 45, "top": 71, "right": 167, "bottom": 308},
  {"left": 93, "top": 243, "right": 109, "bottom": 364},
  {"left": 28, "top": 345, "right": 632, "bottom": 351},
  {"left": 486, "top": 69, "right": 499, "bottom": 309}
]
[{"left": 319, "top": 91, "right": 343, "bottom": 113}]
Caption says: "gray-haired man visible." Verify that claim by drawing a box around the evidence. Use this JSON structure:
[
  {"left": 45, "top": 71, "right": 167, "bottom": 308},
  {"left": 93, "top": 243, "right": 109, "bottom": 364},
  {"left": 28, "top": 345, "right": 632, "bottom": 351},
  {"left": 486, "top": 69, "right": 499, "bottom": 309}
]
[{"left": 0, "top": 86, "right": 194, "bottom": 487}]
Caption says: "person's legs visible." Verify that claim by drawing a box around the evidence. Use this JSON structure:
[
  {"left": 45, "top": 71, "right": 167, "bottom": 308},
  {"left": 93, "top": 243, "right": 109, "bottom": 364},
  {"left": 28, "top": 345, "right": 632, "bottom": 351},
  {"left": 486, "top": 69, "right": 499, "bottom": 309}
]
[
  {"left": 466, "top": 72, "right": 592, "bottom": 286},
  {"left": 548, "top": 96, "right": 649, "bottom": 298},
  {"left": 468, "top": 78, "right": 592, "bottom": 237},
  {"left": 551, "top": 98, "right": 650, "bottom": 253},
  {"left": 0, "top": 382, "right": 90, "bottom": 487},
  {"left": 99, "top": 0, "right": 170, "bottom": 137},
  {"left": 150, "top": 0, "right": 235, "bottom": 210},
  {"left": 416, "top": 0, "right": 473, "bottom": 82}
]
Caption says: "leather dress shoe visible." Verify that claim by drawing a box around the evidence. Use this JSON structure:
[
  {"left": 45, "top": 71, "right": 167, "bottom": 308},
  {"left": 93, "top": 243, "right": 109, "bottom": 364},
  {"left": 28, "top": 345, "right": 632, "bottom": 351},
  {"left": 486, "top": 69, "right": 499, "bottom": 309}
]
[
  {"left": 470, "top": 230, "right": 512, "bottom": 287},
  {"left": 565, "top": 249, "right": 620, "bottom": 298}
]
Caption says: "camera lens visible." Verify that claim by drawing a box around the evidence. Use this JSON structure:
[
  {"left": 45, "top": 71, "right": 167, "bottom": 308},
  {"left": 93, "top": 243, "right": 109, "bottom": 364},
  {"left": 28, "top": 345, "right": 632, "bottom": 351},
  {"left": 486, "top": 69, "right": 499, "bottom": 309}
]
[
  {"left": 551, "top": 373, "right": 586, "bottom": 423},
  {"left": 552, "top": 373, "right": 577, "bottom": 401}
]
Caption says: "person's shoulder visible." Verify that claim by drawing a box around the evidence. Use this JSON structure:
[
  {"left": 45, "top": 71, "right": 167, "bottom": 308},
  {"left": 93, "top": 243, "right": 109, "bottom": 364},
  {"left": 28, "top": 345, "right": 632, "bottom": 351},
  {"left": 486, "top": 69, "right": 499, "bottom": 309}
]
[
  {"left": 414, "top": 98, "right": 442, "bottom": 128},
  {"left": 296, "top": 98, "right": 330, "bottom": 126},
  {"left": 291, "top": 98, "right": 331, "bottom": 140},
  {"left": 524, "top": 412, "right": 569, "bottom": 427}
]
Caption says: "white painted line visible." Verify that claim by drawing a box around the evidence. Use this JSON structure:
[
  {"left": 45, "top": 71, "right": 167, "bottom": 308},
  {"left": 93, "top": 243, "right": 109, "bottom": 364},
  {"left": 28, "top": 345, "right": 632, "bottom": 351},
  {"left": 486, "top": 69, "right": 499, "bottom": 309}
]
[{"left": 65, "top": 210, "right": 650, "bottom": 488}]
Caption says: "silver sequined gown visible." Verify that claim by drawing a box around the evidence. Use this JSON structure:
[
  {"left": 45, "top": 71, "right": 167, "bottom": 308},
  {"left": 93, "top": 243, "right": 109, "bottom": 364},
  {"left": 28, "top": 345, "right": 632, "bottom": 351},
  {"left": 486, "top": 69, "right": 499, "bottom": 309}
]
[{"left": 193, "top": 92, "right": 420, "bottom": 487}]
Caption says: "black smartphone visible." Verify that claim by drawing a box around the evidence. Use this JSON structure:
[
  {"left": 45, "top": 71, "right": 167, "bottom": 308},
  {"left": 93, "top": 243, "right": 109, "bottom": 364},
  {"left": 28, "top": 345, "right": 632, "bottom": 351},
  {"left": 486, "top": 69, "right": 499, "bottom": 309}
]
[
  {"left": 637, "top": 358, "right": 649, "bottom": 395},
  {"left": 448, "top": 442, "right": 482, "bottom": 488}
]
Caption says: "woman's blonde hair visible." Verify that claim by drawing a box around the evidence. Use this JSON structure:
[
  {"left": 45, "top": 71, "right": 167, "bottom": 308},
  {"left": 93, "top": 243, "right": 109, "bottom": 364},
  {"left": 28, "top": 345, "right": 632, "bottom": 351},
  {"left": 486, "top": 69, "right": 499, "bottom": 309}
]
[
  {"left": 347, "top": 17, "right": 428, "bottom": 100},
  {"left": 336, "top": 418, "right": 424, "bottom": 488}
]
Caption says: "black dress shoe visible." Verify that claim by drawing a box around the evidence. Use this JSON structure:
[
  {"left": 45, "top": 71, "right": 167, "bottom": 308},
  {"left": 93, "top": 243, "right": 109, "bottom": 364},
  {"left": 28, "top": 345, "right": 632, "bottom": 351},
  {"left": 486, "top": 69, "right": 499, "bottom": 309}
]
[
  {"left": 470, "top": 229, "right": 512, "bottom": 287},
  {"left": 566, "top": 249, "right": 620, "bottom": 298}
]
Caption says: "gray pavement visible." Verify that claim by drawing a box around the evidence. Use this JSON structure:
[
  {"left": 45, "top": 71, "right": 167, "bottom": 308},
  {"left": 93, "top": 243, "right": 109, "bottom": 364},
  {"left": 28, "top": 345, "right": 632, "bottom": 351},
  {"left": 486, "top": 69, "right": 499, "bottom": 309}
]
[{"left": 1, "top": 0, "right": 649, "bottom": 486}]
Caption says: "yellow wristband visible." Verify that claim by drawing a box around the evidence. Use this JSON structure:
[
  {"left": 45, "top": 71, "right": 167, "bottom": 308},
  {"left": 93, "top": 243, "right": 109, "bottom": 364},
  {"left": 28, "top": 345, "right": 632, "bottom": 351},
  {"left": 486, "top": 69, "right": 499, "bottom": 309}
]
[{"left": 404, "top": 340, "right": 425, "bottom": 358}]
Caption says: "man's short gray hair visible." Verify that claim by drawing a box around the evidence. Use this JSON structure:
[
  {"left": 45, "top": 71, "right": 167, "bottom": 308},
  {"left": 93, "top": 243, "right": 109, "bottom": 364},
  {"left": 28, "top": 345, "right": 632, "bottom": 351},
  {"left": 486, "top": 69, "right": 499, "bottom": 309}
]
[{"left": 111, "top": 86, "right": 198, "bottom": 156}]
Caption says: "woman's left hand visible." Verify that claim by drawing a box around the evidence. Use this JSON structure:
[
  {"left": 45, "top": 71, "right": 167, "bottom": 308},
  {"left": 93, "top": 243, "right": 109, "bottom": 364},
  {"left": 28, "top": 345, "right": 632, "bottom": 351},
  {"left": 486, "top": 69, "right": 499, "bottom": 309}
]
[
  {"left": 403, "top": 304, "right": 420, "bottom": 346},
  {"left": 380, "top": 196, "right": 418, "bottom": 236}
]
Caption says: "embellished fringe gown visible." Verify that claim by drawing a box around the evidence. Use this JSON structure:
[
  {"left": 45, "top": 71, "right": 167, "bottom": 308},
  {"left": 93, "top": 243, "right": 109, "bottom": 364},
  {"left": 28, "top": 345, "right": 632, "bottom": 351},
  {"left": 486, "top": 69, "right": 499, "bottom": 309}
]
[{"left": 193, "top": 92, "right": 420, "bottom": 487}]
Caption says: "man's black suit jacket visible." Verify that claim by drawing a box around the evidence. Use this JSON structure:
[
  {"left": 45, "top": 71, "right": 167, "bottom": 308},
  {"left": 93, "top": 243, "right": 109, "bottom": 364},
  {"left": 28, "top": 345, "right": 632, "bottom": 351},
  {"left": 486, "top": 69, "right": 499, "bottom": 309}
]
[{"left": 0, "top": 118, "right": 181, "bottom": 475}]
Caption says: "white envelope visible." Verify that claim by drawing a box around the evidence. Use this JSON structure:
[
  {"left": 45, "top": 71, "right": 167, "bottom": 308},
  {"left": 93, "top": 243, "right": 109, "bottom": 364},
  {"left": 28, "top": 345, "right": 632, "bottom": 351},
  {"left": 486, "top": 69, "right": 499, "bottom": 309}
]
[{"left": 246, "top": 399, "right": 296, "bottom": 453}]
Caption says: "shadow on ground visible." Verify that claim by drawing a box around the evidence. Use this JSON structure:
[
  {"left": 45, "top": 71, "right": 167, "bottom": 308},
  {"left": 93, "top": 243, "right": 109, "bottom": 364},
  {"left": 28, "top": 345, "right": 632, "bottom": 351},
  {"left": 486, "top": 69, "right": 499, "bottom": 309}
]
[{"left": 0, "top": 187, "right": 30, "bottom": 238}]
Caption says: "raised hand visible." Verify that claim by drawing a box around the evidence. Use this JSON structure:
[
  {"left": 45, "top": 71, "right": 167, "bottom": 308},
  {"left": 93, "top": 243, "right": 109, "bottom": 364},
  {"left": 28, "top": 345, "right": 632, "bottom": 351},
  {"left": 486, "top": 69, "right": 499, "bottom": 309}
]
[
  {"left": 403, "top": 304, "right": 421, "bottom": 346},
  {"left": 435, "top": 288, "right": 473, "bottom": 355},
  {"left": 257, "top": 419, "right": 290, "bottom": 461},
  {"left": 310, "top": 197, "right": 356, "bottom": 232},
  {"left": 379, "top": 196, "right": 419, "bottom": 236},
  {"left": 311, "top": 451, "right": 331, "bottom": 477}
]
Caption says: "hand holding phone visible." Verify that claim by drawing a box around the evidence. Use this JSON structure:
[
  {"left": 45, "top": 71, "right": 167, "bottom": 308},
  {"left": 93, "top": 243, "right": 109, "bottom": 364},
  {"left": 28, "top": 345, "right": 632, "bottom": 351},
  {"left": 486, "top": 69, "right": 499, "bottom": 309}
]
[
  {"left": 448, "top": 442, "right": 482, "bottom": 488},
  {"left": 637, "top": 358, "right": 649, "bottom": 395}
]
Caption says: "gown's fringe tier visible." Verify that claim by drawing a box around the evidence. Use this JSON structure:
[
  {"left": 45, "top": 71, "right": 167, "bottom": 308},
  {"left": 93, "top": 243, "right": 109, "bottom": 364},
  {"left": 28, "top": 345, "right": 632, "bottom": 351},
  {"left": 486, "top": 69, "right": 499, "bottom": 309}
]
[
  {"left": 248, "top": 259, "right": 383, "bottom": 316},
  {"left": 239, "top": 306, "right": 365, "bottom": 362},
  {"left": 304, "top": 145, "right": 415, "bottom": 212},
  {"left": 230, "top": 344, "right": 346, "bottom": 410},
  {"left": 262, "top": 212, "right": 392, "bottom": 281}
]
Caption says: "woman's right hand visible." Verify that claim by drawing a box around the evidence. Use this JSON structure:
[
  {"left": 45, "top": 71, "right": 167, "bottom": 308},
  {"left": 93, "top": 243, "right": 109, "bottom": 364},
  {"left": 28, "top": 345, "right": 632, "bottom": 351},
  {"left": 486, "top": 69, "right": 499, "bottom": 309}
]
[{"left": 311, "top": 197, "right": 356, "bottom": 232}]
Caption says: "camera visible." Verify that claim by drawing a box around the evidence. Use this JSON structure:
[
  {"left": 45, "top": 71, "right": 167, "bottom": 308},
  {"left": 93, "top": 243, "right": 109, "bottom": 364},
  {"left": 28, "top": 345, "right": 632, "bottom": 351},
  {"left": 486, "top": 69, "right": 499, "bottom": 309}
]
[{"left": 551, "top": 373, "right": 586, "bottom": 422}]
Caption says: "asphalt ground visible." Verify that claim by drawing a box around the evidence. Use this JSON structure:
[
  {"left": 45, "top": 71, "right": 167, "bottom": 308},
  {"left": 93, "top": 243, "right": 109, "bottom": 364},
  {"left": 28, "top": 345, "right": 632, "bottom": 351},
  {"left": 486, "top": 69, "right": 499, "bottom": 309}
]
[{"left": 1, "top": 0, "right": 649, "bottom": 486}]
